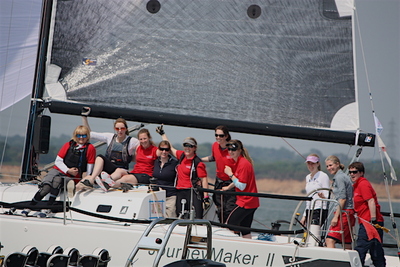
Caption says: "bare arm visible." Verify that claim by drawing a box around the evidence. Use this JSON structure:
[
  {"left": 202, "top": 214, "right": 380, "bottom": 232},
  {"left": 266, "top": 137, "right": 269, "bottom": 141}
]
[
  {"left": 368, "top": 198, "right": 376, "bottom": 221},
  {"left": 201, "top": 155, "right": 214, "bottom": 162},
  {"left": 201, "top": 177, "right": 209, "bottom": 197},
  {"left": 160, "top": 133, "right": 177, "bottom": 158},
  {"left": 81, "top": 107, "right": 91, "bottom": 131}
]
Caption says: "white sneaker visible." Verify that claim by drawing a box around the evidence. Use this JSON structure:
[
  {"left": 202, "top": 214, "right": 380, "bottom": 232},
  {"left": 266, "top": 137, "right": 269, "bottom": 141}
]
[
  {"left": 95, "top": 176, "right": 110, "bottom": 192},
  {"left": 100, "top": 172, "right": 116, "bottom": 186}
]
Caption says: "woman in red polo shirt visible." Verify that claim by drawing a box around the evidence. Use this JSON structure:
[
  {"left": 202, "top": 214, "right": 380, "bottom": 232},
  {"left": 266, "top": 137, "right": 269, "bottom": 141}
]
[
  {"left": 158, "top": 126, "right": 209, "bottom": 219},
  {"left": 223, "top": 139, "right": 259, "bottom": 238},
  {"left": 201, "top": 125, "right": 236, "bottom": 223}
]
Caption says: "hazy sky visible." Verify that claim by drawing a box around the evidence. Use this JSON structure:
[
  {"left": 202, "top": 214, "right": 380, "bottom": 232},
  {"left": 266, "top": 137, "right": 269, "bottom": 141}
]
[{"left": 1, "top": 0, "right": 399, "bottom": 161}]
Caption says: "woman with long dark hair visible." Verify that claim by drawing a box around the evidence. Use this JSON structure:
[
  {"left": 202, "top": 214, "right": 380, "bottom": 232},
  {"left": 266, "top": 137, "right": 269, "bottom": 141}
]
[
  {"left": 223, "top": 139, "right": 259, "bottom": 238},
  {"left": 202, "top": 125, "right": 236, "bottom": 223}
]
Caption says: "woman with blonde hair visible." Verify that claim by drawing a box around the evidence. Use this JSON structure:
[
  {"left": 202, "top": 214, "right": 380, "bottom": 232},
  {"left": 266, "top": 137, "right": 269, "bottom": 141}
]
[
  {"left": 325, "top": 155, "right": 355, "bottom": 249},
  {"left": 23, "top": 125, "right": 96, "bottom": 217}
]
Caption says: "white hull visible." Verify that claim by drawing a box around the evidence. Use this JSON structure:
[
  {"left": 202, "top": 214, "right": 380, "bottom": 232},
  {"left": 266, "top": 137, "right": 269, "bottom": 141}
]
[{"left": 0, "top": 183, "right": 398, "bottom": 267}]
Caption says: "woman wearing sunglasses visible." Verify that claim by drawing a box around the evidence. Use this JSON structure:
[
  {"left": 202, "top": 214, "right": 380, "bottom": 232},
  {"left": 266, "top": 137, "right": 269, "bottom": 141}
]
[
  {"left": 22, "top": 125, "right": 96, "bottom": 217},
  {"left": 76, "top": 107, "right": 139, "bottom": 191},
  {"left": 223, "top": 140, "right": 259, "bottom": 238},
  {"left": 201, "top": 125, "right": 236, "bottom": 223},
  {"left": 325, "top": 155, "right": 355, "bottom": 249},
  {"left": 157, "top": 127, "right": 209, "bottom": 219},
  {"left": 349, "top": 162, "right": 385, "bottom": 267},
  {"left": 152, "top": 140, "right": 178, "bottom": 218}
]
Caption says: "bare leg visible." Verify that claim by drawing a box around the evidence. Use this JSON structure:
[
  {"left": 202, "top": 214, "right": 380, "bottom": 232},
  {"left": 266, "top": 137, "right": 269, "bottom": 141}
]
[
  {"left": 110, "top": 168, "right": 129, "bottom": 182},
  {"left": 325, "top": 237, "right": 336, "bottom": 248},
  {"left": 76, "top": 157, "right": 105, "bottom": 191},
  {"left": 242, "top": 234, "right": 252, "bottom": 239},
  {"left": 113, "top": 174, "right": 138, "bottom": 188}
]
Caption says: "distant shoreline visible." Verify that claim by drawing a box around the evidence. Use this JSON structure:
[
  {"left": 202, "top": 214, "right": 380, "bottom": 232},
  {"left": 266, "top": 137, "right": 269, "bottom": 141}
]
[{"left": 1, "top": 166, "right": 399, "bottom": 201}]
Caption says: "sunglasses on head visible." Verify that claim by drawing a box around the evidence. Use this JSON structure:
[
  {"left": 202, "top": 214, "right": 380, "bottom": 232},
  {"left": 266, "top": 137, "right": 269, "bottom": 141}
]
[
  {"left": 215, "top": 134, "right": 225, "bottom": 138},
  {"left": 76, "top": 134, "right": 87, "bottom": 138},
  {"left": 115, "top": 127, "right": 127, "bottom": 131},
  {"left": 159, "top": 147, "right": 170, "bottom": 151},
  {"left": 227, "top": 147, "right": 238, "bottom": 151},
  {"left": 183, "top": 143, "right": 195, "bottom": 148},
  {"left": 348, "top": 170, "right": 359, "bottom": 174}
]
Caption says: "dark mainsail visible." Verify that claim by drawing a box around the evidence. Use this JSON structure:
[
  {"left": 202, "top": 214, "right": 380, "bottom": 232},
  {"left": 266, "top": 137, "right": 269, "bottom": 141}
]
[{"left": 43, "top": 0, "right": 374, "bottom": 146}]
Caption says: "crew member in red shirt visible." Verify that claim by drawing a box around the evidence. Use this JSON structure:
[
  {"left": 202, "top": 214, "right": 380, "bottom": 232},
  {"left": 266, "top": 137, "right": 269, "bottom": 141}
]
[
  {"left": 223, "top": 139, "right": 259, "bottom": 238},
  {"left": 350, "top": 161, "right": 385, "bottom": 267},
  {"left": 202, "top": 125, "right": 236, "bottom": 223}
]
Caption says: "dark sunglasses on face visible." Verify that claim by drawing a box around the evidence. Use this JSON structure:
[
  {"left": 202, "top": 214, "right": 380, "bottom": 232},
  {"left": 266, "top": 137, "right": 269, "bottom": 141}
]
[
  {"left": 76, "top": 134, "right": 87, "bottom": 138},
  {"left": 349, "top": 170, "right": 359, "bottom": 174},
  {"left": 215, "top": 134, "right": 225, "bottom": 138},
  {"left": 159, "top": 147, "right": 170, "bottom": 151},
  {"left": 183, "top": 143, "right": 195, "bottom": 148},
  {"left": 115, "top": 127, "right": 127, "bottom": 131},
  {"left": 227, "top": 147, "right": 238, "bottom": 151}
]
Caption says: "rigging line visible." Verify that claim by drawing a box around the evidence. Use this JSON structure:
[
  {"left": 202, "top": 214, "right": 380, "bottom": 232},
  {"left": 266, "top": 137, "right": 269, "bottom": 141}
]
[
  {"left": 355, "top": 5, "right": 400, "bottom": 257},
  {"left": 280, "top": 137, "right": 305, "bottom": 160},
  {"left": 354, "top": 6, "right": 375, "bottom": 114}
]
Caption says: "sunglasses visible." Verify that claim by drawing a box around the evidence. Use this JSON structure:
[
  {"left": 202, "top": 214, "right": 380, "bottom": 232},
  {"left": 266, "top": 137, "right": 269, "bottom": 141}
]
[
  {"left": 215, "top": 134, "right": 225, "bottom": 138},
  {"left": 76, "top": 134, "right": 87, "bottom": 138},
  {"left": 159, "top": 147, "right": 170, "bottom": 151},
  {"left": 183, "top": 143, "right": 195, "bottom": 148},
  {"left": 348, "top": 170, "right": 359, "bottom": 174},
  {"left": 115, "top": 127, "right": 127, "bottom": 131},
  {"left": 227, "top": 147, "right": 238, "bottom": 151}
]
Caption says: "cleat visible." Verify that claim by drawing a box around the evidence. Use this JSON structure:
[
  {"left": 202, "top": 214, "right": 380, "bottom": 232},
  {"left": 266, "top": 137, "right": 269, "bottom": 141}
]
[{"left": 95, "top": 176, "right": 110, "bottom": 192}]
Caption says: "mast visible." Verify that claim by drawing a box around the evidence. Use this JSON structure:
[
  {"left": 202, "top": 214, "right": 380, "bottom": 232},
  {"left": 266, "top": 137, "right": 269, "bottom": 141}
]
[{"left": 20, "top": 0, "right": 54, "bottom": 182}]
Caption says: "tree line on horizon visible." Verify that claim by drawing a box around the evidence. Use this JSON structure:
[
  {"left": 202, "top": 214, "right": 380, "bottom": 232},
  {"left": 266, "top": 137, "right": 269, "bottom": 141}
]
[{"left": 0, "top": 134, "right": 398, "bottom": 184}]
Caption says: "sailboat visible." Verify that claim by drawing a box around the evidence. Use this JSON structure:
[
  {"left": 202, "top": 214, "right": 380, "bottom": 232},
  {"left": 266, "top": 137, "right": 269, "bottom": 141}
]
[{"left": 1, "top": 0, "right": 399, "bottom": 266}]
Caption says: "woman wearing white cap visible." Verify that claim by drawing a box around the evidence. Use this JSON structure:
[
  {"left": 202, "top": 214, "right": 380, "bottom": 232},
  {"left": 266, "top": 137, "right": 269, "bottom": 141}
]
[
  {"left": 157, "top": 126, "right": 209, "bottom": 219},
  {"left": 300, "top": 153, "right": 330, "bottom": 245}
]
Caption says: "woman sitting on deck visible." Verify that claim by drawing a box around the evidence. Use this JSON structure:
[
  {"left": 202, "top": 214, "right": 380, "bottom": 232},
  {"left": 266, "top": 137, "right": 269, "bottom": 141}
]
[{"left": 76, "top": 108, "right": 139, "bottom": 191}]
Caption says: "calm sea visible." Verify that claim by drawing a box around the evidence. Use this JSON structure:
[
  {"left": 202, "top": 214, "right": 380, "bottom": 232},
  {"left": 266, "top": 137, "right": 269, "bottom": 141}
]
[{"left": 253, "top": 198, "right": 400, "bottom": 256}]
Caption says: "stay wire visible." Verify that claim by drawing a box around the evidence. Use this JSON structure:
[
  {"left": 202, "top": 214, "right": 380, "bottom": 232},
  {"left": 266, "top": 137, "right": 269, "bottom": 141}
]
[{"left": 355, "top": 5, "right": 400, "bottom": 259}]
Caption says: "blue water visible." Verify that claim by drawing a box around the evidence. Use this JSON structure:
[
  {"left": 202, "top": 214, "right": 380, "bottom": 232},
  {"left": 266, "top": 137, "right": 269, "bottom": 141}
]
[{"left": 253, "top": 198, "right": 400, "bottom": 256}]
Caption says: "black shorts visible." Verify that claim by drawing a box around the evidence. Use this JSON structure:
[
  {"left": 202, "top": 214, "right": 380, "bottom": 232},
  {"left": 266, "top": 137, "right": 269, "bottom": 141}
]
[{"left": 130, "top": 173, "right": 151, "bottom": 184}]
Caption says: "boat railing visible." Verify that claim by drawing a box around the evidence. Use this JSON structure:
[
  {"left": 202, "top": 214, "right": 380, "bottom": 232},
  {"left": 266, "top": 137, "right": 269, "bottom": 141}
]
[
  {"left": 288, "top": 188, "right": 354, "bottom": 249},
  {"left": 125, "top": 218, "right": 212, "bottom": 267}
]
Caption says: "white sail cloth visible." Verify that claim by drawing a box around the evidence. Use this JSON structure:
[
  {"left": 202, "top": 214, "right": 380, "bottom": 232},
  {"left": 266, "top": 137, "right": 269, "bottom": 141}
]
[{"left": 0, "top": 0, "right": 42, "bottom": 111}]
